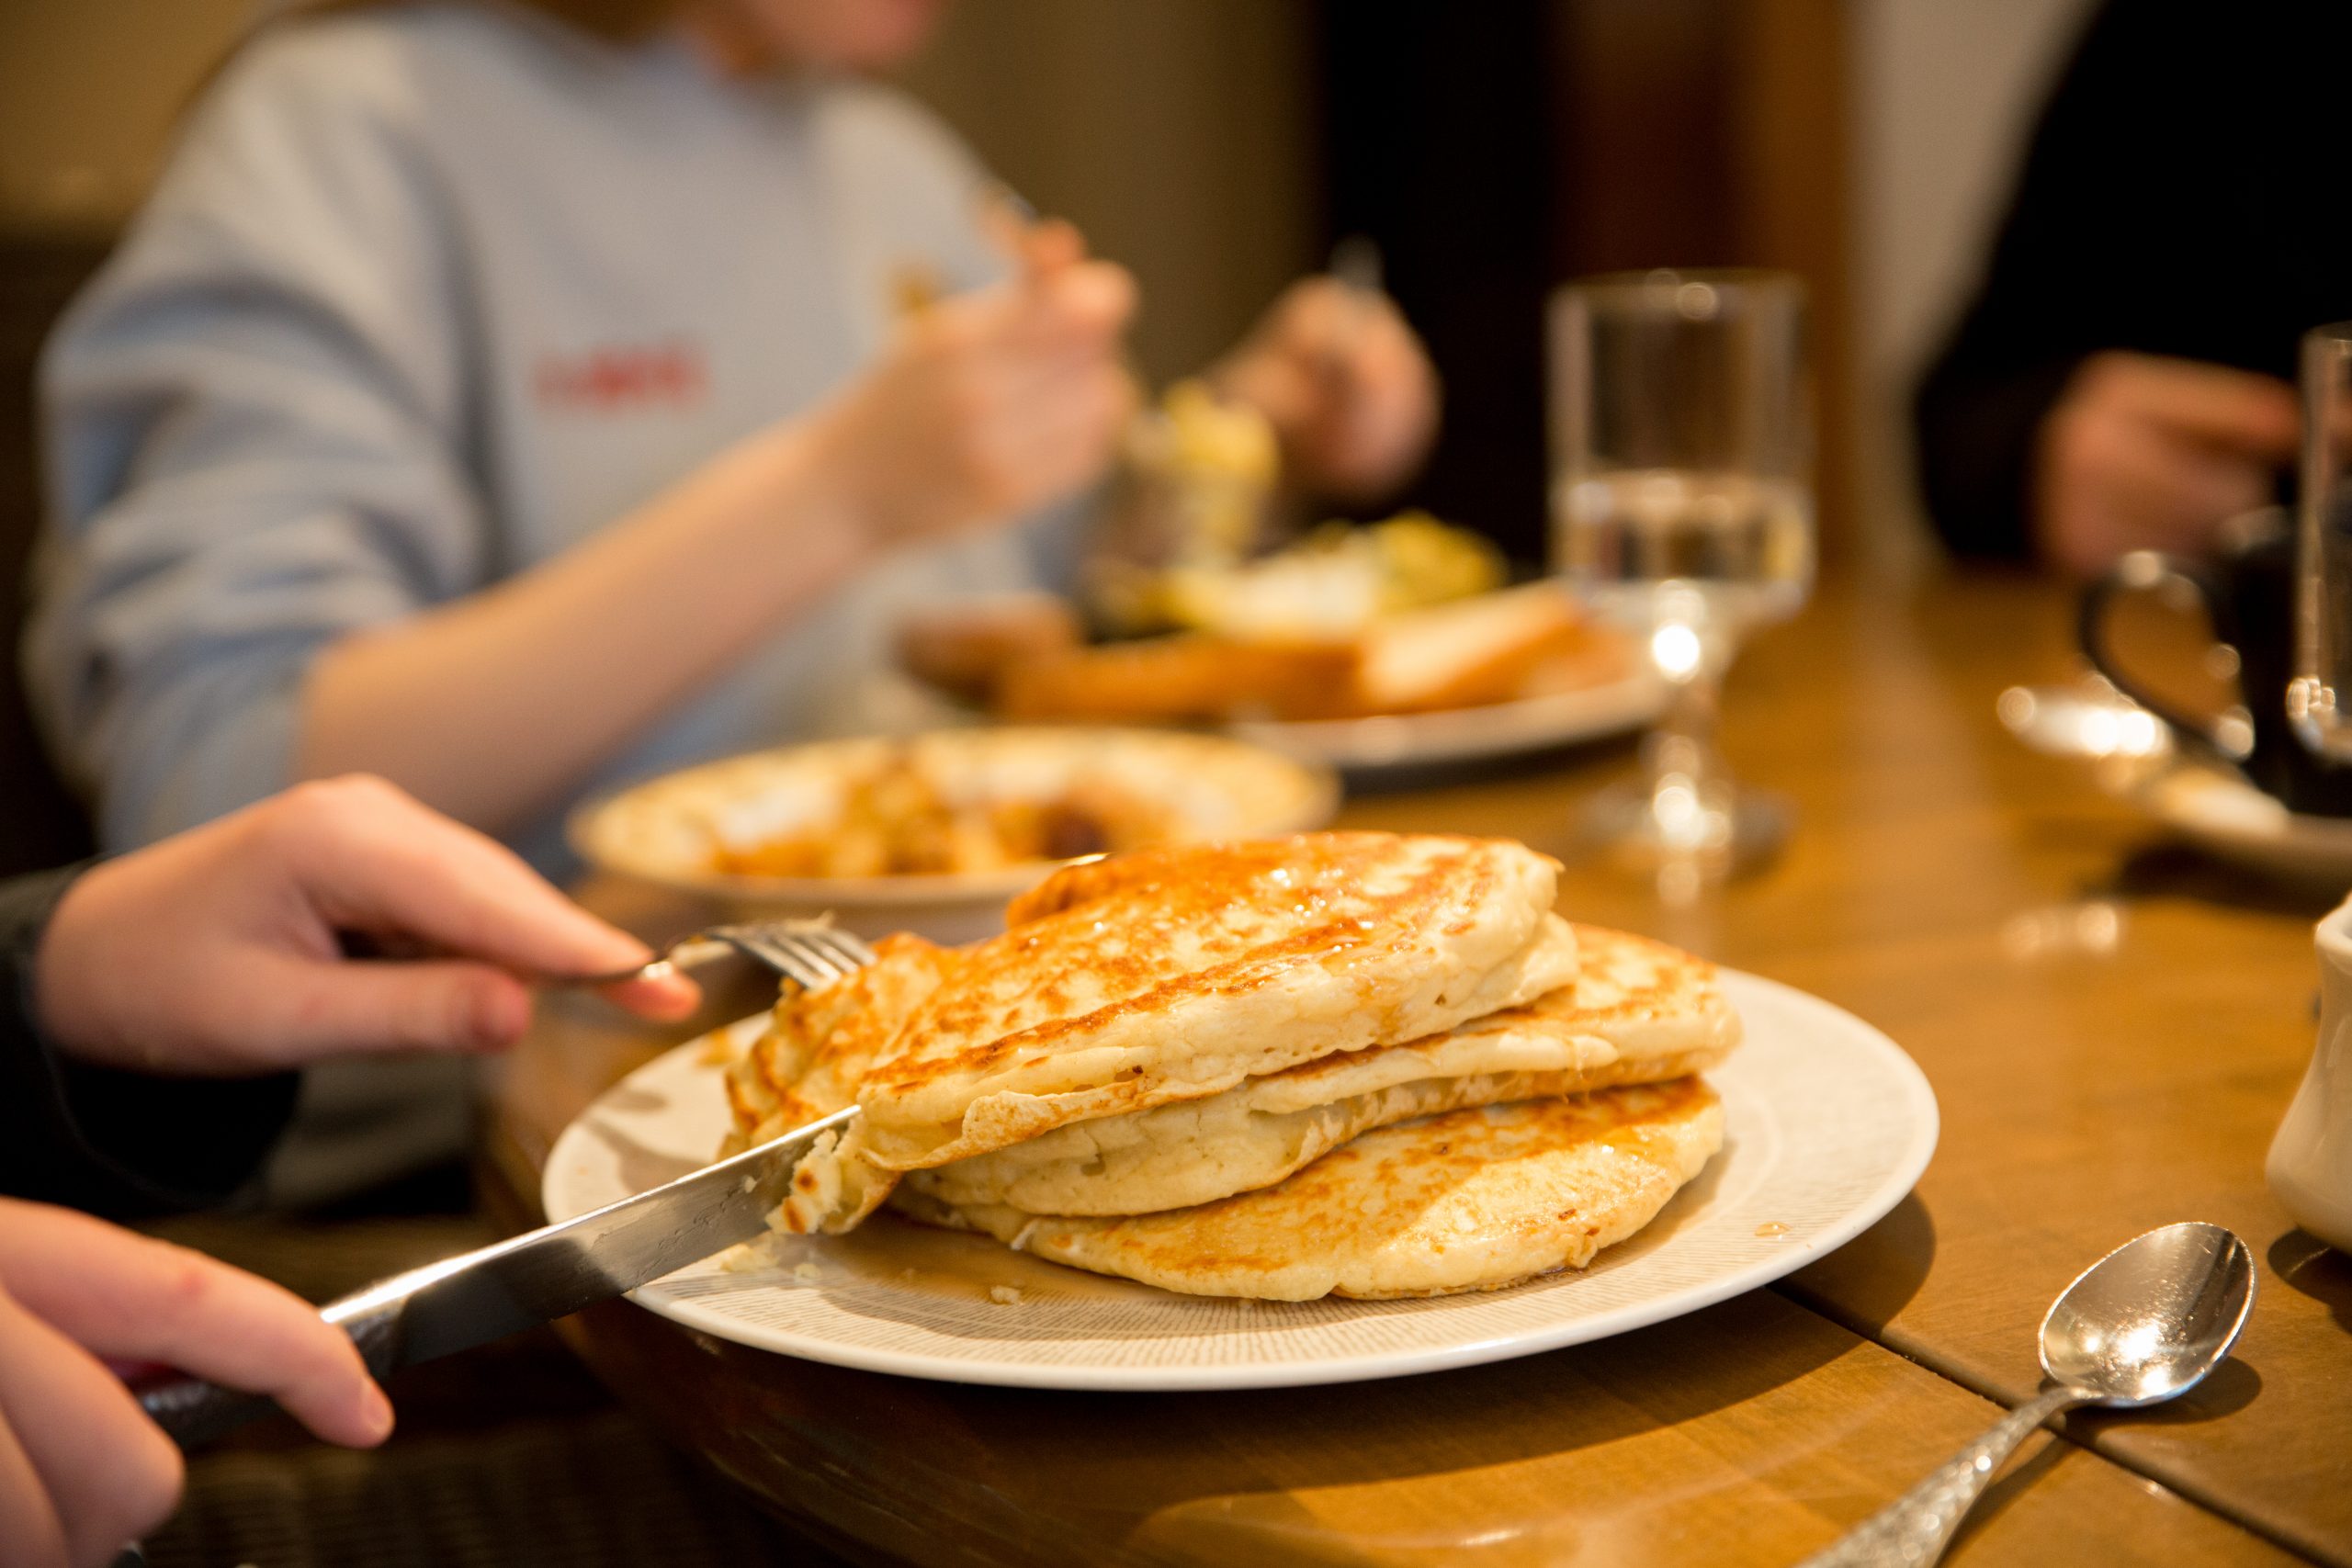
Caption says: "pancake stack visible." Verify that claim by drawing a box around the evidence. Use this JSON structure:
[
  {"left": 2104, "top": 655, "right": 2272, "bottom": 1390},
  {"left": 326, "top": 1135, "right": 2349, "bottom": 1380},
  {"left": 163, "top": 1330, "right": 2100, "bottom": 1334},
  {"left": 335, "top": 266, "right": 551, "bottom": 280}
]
[{"left": 721, "top": 832, "right": 1737, "bottom": 1300}]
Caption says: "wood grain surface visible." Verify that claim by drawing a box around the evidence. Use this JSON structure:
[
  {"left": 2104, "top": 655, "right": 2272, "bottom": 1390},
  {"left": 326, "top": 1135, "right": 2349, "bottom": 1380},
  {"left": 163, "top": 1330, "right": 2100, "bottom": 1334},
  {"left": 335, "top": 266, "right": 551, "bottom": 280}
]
[{"left": 486, "top": 572, "right": 2343, "bottom": 1565}]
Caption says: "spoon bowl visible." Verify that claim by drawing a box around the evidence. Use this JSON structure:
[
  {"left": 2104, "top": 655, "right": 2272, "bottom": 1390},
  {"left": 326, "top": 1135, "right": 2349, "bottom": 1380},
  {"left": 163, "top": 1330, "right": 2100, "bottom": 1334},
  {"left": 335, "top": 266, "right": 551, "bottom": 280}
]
[{"left": 2040, "top": 1220, "right": 2257, "bottom": 1407}]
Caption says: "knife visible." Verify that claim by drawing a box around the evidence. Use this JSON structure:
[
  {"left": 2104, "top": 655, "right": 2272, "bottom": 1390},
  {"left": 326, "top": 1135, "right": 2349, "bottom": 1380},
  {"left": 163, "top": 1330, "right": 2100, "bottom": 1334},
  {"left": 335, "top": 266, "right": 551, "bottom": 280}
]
[{"left": 139, "top": 1105, "right": 859, "bottom": 1448}]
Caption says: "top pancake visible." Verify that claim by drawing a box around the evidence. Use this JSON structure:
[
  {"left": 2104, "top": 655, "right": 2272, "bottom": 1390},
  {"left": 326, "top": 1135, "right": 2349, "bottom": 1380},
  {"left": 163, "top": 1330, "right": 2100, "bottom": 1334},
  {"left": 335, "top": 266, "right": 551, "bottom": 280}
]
[
  {"left": 728, "top": 832, "right": 1570, "bottom": 1232},
  {"left": 906, "top": 922, "right": 1739, "bottom": 1216}
]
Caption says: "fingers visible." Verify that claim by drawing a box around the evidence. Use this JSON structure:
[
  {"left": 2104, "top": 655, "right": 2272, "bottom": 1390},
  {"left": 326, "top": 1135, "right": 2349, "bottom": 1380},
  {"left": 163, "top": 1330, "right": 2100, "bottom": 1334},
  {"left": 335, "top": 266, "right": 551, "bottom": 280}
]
[
  {"left": 2109, "top": 427, "right": 2274, "bottom": 535},
  {"left": 1215, "top": 275, "right": 1438, "bottom": 499},
  {"left": 276, "top": 777, "right": 659, "bottom": 980},
  {"left": 0, "top": 1351, "right": 71, "bottom": 1568},
  {"left": 2084, "top": 352, "right": 2300, "bottom": 457},
  {"left": 593, "top": 969, "right": 704, "bottom": 1021},
  {"left": 264, "top": 953, "right": 535, "bottom": 1057},
  {"left": 944, "top": 261, "right": 1133, "bottom": 356},
  {"left": 2127, "top": 475, "right": 2269, "bottom": 558},
  {"left": 978, "top": 355, "right": 1135, "bottom": 498},
  {"left": 977, "top": 187, "right": 1087, "bottom": 275},
  {"left": 0, "top": 1206, "right": 390, "bottom": 1452},
  {"left": 1004, "top": 260, "right": 1136, "bottom": 352},
  {"left": 920, "top": 299, "right": 1132, "bottom": 517},
  {"left": 2036, "top": 397, "right": 2278, "bottom": 574},
  {"left": 1297, "top": 281, "right": 1430, "bottom": 403},
  {"left": 1012, "top": 216, "right": 1087, "bottom": 277},
  {"left": 0, "top": 1286, "right": 183, "bottom": 1568},
  {"left": 850, "top": 240, "right": 1135, "bottom": 541}
]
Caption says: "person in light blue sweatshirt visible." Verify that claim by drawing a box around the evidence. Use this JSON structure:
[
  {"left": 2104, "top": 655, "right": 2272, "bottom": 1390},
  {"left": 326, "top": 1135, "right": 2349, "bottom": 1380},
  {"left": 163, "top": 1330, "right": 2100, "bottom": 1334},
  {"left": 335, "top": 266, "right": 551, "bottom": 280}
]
[{"left": 28, "top": 0, "right": 1439, "bottom": 871}]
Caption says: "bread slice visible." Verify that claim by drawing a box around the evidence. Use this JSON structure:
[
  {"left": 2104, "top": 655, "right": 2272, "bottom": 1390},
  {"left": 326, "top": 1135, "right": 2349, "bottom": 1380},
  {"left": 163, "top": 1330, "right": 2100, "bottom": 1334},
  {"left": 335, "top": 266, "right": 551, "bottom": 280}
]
[
  {"left": 994, "top": 634, "right": 1356, "bottom": 722},
  {"left": 1344, "top": 581, "right": 1608, "bottom": 715},
  {"left": 985, "top": 582, "right": 1617, "bottom": 723},
  {"left": 894, "top": 594, "right": 1083, "bottom": 704}
]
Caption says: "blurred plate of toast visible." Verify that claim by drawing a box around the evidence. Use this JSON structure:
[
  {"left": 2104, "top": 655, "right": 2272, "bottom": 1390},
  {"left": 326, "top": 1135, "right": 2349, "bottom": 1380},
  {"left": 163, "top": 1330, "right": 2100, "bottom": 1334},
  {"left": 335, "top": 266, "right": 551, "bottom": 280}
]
[{"left": 902, "top": 578, "right": 1665, "bottom": 775}]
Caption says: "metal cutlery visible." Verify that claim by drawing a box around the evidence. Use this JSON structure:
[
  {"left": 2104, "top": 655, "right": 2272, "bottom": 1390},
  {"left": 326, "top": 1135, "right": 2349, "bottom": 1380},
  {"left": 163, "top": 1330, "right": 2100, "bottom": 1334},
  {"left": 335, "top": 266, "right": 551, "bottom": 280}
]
[
  {"left": 560, "top": 919, "right": 876, "bottom": 994},
  {"left": 1798, "top": 1221, "right": 2256, "bottom": 1567}
]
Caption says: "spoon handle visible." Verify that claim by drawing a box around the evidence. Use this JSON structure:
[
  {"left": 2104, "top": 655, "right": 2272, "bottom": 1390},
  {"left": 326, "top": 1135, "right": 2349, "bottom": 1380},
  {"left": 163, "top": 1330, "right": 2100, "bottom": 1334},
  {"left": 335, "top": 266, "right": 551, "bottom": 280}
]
[{"left": 1797, "top": 1385, "right": 2087, "bottom": 1568}]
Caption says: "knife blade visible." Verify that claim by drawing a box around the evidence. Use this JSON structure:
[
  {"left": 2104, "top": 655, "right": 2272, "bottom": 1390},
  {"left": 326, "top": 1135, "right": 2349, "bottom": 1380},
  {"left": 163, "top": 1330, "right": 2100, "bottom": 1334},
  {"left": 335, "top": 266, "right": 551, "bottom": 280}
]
[{"left": 139, "top": 1105, "right": 858, "bottom": 1448}]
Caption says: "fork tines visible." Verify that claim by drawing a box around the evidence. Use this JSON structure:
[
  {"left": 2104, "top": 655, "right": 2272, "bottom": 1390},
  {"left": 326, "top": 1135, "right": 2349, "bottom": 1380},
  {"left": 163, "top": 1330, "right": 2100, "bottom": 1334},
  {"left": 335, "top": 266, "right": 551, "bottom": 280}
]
[{"left": 712, "top": 920, "right": 878, "bottom": 991}]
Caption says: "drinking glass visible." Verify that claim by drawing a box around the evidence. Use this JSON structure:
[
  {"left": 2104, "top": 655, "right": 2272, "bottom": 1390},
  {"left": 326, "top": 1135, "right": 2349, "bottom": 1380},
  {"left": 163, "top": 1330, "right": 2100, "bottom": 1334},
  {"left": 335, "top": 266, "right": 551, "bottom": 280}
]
[
  {"left": 2293, "top": 321, "right": 2352, "bottom": 761},
  {"left": 1547, "top": 269, "right": 1814, "bottom": 892}
]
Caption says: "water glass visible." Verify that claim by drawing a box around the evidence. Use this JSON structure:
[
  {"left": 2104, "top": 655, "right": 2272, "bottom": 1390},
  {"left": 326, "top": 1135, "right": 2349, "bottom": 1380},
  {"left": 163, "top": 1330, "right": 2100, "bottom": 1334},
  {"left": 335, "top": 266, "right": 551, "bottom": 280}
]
[{"left": 1547, "top": 269, "right": 1814, "bottom": 894}]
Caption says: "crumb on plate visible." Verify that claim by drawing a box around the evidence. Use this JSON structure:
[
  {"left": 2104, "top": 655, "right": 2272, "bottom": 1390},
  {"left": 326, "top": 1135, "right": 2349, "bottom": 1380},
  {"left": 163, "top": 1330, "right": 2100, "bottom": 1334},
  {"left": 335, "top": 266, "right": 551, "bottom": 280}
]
[{"left": 718, "top": 1235, "right": 786, "bottom": 1273}]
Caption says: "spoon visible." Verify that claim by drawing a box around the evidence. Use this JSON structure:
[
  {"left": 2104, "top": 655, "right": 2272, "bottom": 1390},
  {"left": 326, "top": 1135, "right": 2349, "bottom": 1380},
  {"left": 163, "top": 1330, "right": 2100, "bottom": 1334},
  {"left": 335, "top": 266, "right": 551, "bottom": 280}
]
[{"left": 1800, "top": 1221, "right": 2256, "bottom": 1568}]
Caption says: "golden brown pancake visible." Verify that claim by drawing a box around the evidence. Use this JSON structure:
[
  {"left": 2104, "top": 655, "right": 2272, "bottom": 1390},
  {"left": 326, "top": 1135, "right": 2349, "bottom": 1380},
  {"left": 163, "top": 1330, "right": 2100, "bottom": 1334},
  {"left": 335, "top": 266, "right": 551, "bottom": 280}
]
[
  {"left": 904, "top": 924, "right": 1736, "bottom": 1216},
  {"left": 726, "top": 832, "right": 1572, "bottom": 1233},
  {"left": 893, "top": 1077, "right": 1724, "bottom": 1300}
]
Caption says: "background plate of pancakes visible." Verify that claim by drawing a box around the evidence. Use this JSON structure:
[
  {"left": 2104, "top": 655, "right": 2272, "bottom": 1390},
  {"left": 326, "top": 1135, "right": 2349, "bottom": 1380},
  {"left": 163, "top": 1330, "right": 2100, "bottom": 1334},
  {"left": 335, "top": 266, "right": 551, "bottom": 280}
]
[{"left": 543, "top": 836, "right": 1937, "bottom": 1392}]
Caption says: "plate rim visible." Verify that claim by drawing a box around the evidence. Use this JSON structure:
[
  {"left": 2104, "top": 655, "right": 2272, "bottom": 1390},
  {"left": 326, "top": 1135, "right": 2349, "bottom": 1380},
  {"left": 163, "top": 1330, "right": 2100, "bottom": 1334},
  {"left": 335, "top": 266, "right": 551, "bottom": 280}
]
[
  {"left": 2122, "top": 760, "right": 2352, "bottom": 879},
  {"left": 542, "top": 967, "right": 1938, "bottom": 1392},
  {"left": 1227, "top": 666, "right": 1667, "bottom": 773}
]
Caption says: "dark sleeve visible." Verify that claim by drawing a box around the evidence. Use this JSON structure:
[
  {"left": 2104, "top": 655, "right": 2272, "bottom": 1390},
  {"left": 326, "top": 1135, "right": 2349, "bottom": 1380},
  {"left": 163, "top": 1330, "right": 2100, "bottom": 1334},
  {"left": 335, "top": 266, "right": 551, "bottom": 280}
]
[
  {"left": 0, "top": 864, "right": 300, "bottom": 1217},
  {"left": 1911, "top": 0, "right": 2306, "bottom": 561},
  {"left": 1914, "top": 354, "right": 2081, "bottom": 562},
  {"left": 1910, "top": 1, "right": 2140, "bottom": 562}
]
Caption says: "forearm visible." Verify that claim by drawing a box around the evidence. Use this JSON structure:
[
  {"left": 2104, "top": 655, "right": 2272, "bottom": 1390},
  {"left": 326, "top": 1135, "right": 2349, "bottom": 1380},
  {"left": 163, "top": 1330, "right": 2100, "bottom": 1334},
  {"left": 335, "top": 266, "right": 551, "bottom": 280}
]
[{"left": 296, "top": 419, "right": 878, "bottom": 833}]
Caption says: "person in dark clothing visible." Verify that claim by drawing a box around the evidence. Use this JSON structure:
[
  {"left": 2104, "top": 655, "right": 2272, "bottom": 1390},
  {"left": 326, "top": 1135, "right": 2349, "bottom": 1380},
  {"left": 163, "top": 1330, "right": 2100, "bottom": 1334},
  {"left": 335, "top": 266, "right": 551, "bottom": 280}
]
[
  {"left": 0, "top": 775, "right": 693, "bottom": 1565},
  {"left": 1914, "top": 0, "right": 2352, "bottom": 575}
]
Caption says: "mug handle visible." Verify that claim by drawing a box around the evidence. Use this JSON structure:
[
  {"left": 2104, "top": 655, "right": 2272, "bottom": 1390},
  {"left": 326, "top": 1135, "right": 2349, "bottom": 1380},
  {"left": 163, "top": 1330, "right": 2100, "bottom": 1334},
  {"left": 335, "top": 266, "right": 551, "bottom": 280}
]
[{"left": 2076, "top": 549, "right": 2250, "bottom": 766}]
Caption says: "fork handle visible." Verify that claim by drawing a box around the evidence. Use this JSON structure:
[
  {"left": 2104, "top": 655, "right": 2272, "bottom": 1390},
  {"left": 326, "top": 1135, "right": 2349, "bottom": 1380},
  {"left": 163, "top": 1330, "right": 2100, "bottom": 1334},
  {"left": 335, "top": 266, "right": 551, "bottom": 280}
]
[
  {"left": 544, "top": 936, "right": 738, "bottom": 989},
  {"left": 1798, "top": 1385, "right": 2089, "bottom": 1567}
]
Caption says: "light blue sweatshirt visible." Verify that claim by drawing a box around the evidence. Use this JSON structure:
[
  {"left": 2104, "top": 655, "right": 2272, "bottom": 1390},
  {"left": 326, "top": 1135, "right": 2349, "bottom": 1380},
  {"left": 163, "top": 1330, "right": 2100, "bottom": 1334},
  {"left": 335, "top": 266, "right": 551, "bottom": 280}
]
[{"left": 27, "top": 3, "right": 1069, "bottom": 869}]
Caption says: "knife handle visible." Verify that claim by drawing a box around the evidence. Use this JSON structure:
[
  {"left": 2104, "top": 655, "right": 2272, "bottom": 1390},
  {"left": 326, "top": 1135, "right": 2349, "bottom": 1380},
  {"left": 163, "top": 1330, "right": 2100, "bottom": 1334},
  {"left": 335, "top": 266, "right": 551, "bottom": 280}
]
[{"left": 139, "top": 1296, "right": 404, "bottom": 1450}]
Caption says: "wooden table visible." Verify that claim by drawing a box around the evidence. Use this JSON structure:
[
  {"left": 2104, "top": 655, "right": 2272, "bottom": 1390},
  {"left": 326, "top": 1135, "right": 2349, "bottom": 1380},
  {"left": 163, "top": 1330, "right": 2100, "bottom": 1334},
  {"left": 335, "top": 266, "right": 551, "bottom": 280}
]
[{"left": 487, "top": 572, "right": 2348, "bottom": 1566}]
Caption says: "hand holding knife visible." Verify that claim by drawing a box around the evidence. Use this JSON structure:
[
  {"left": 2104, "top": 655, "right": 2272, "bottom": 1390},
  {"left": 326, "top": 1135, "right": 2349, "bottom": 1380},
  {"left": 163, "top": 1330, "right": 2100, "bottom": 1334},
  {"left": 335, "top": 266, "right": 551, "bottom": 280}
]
[{"left": 139, "top": 1106, "right": 858, "bottom": 1447}]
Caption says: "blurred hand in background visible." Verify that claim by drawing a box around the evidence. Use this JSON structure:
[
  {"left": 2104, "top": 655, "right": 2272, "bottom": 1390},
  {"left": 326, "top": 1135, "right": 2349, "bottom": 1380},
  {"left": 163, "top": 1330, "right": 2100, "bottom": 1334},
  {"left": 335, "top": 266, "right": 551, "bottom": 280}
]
[
  {"left": 36, "top": 774, "right": 697, "bottom": 1077},
  {"left": 1213, "top": 276, "right": 1442, "bottom": 505},
  {"left": 808, "top": 227, "right": 1139, "bottom": 548},
  {"left": 2032, "top": 351, "right": 2299, "bottom": 576},
  {"left": 0, "top": 1200, "right": 389, "bottom": 1568}
]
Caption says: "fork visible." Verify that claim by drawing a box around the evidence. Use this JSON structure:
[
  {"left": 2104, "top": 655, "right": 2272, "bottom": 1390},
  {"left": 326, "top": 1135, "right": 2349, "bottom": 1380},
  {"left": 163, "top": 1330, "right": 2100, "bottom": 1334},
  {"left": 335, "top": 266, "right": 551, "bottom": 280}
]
[{"left": 559, "top": 919, "right": 877, "bottom": 993}]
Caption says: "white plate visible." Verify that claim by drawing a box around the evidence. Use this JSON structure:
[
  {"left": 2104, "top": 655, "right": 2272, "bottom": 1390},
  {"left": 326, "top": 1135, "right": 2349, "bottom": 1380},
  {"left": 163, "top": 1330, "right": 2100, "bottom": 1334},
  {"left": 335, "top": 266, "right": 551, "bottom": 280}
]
[
  {"left": 1229, "top": 667, "right": 1667, "bottom": 773},
  {"left": 542, "top": 969, "right": 1936, "bottom": 1391},
  {"left": 2120, "top": 761, "right": 2352, "bottom": 886},
  {"left": 567, "top": 728, "right": 1338, "bottom": 942}
]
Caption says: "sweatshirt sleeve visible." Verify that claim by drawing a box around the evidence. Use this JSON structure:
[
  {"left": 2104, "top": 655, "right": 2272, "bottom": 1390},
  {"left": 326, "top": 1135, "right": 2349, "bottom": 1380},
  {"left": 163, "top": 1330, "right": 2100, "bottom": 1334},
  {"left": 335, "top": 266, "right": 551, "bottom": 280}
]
[
  {"left": 0, "top": 864, "right": 299, "bottom": 1217},
  {"left": 26, "top": 28, "right": 486, "bottom": 850}
]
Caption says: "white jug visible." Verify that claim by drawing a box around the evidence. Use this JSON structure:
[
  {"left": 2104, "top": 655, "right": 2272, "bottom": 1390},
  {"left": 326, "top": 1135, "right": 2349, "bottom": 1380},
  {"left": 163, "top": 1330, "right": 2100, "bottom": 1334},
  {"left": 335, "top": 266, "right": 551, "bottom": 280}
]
[{"left": 2269, "top": 897, "right": 2352, "bottom": 1252}]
